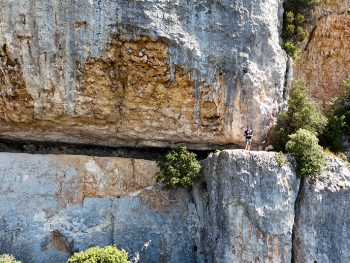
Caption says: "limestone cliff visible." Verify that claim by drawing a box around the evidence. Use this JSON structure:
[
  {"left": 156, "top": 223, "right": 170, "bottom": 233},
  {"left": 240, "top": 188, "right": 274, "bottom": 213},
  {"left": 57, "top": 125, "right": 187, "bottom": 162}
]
[
  {"left": 1, "top": 150, "right": 350, "bottom": 263},
  {"left": 0, "top": 0, "right": 288, "bottom": 148},
  {"left": 293, "top": 158, "right": 350, "bottom": 263},
  {"left": 0, "top": 153, "right": 200, "bottom": 263},
  {"left": 295, "top": 0, "right": 350, "bottom": 107}
]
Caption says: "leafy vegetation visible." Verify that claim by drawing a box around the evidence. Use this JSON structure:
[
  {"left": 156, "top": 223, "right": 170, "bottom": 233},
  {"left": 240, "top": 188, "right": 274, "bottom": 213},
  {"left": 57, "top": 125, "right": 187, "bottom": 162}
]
[
  {"left": 274, "top": 152, "right": 287, "bottom": 167},
  {"left": 275, "top": 152, "right": 287, "bottom": 167},
  {"left": 286, "top": 129, "right": 325, "bottom": 176},
  {"left": 67, "top": 246, "right": 129, "bottom": 263},
  {"left": 320, "top": 77, "right": 350, "bottom": 153},
  {"left": 282, "top": 0, "right": 322, "bottom": 58},
  {"left": 0, "top": 254, "right": 21, "bottom": 263},
  {"left": 155, "top": 146, "right": 201, "bottom": 189},
  {"left": 273, "top": 80, "right": 327, "bottom": 151}
]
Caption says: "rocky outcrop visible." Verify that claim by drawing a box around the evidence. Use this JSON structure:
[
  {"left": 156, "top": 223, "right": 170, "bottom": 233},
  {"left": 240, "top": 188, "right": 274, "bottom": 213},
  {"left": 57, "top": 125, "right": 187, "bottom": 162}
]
[
  {"left": 197, "top": 150, "right": 299, "bottom": 263},
  {"left": 1, "top": 150, "right": 350, "bottom": 262},
  {"left": 0, "top": 0, "right": 288, "bottom": 148},
  {"left": 0, "top": 153, "right": 200, "bottom": 263},
  {"left": 295, "top": 1, "right": 350, "bottom": 107},
  {"left": 0, "top": 150, "right": 298, "bottom": 263},
  {"left": 293, "top": 158, "right": 350, "bottom": 263}
]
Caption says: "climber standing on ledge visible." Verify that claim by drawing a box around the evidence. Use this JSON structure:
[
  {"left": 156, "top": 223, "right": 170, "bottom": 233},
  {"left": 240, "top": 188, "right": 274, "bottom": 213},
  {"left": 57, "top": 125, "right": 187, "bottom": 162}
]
[{"left": 244, "top": 125, "right": 253, "bottom": 150}]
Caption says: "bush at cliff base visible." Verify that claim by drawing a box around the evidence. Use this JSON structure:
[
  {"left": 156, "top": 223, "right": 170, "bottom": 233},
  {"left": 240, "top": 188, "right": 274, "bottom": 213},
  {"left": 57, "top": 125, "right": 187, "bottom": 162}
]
[
  {"left": 286, "top": 129, "right": 325, "bottom": 177},
  {"left": 155, "top": 146, "right": 201, "bottom": 189},
  {"left": 67, "top": 245, "right": 129, "bottom": 263},
  {"left": 0, "top": 254, "right": 21, "bottom": 263},
  {"left": 273, "top": 80, "right": 327, "bottom": 151}
]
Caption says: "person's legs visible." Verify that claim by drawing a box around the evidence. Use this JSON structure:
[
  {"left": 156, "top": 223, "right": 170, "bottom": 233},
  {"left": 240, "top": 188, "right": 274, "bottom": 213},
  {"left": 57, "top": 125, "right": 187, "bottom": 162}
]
[{"left": 246, "top": 139, "right": 252, "bottom": 150}]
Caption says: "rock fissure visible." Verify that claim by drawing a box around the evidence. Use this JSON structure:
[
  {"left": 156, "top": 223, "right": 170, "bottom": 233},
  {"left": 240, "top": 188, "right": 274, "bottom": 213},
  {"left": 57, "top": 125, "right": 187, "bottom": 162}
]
[{"left": 291, "top": 177, "right": 305, "bottom": 263}]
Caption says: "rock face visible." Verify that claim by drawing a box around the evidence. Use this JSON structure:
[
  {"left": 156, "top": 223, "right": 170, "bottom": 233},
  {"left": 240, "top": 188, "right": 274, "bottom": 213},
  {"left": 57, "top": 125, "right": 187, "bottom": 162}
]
[
  {"left": 0, "top": 0, "right": 288, "bottom": 148},
  {"left": 0, "top": 150, "right": 298, "bottom": 263},
  {"left": 197, "top": 150, "right": 299, "bottom": 263},
  {"left": 293, "top": 158, "right": 350, "bottom": 263},
  {"left": 295, "top": 1, "right": 350, "bottom": 108},
  {"left": 1, "top": 150, "right": 350, "bottom": 262},
  {"left": 0, "top": 153, "right": 200, "bottom": 263}
]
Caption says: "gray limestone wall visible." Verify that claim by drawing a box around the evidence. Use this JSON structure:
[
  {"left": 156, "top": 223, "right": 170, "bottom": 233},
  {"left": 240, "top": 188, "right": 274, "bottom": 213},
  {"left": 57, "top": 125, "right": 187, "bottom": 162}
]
[{"left": 1, "top": 151, "right": 350, "bottom": 262}]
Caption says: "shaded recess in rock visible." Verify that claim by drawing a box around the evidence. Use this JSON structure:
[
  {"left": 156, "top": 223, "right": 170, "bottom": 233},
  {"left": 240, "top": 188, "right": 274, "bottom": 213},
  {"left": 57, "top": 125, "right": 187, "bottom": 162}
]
[{"left": 0, "top": 138, "right": 238, "bottom": 160}]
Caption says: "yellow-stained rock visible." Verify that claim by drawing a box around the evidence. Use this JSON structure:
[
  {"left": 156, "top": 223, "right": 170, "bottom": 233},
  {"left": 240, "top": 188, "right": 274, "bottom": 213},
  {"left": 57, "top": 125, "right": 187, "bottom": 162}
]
[
  {"left": 296, "top": 0, "right": 350, "bottom": 107},
  {"left": 49, "top": 154, "right": 158, "bottom": 207}
]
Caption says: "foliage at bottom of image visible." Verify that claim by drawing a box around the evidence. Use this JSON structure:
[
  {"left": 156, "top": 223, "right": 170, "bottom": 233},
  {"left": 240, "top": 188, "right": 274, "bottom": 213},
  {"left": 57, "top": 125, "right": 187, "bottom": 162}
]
[
  {"left": 0, "top": 254, "right": 21, "bottom": 263},
  {"left": 155, "top": 145, "right": 201, "bottom": 189},
  {"left": 286, "top": 129, "right": 325, "bottom": 177},
  {"left": 67, "top": 245, "right": 129, "bottom": 263}
]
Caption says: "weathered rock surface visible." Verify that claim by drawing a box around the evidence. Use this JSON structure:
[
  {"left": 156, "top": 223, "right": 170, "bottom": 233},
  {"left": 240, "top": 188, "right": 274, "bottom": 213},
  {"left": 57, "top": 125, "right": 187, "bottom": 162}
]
[
  {"left": 295, "top": 1, "right": 350, "bottom": 108},
  {"left": 0, "top": 0, "right": 288, "bottom": 148},
  {"left": 0, "top": 153, "right": 200, "bottom": 263},
  {"left": 196, "top": 150, "right": 300, "bottom": 263},
  {"left": 2, "top": 150, "right": 350, "bottom": 263},
  {"left": 293, "top": 158, "right": 350, "bottom": 263}
]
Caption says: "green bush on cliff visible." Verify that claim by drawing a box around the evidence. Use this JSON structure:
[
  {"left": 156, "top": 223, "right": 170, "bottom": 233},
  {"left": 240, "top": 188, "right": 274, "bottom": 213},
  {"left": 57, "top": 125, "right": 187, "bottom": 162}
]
[
  {"left": 273, "top": 80, "right": 327, "bottom": 151},
  {"left": 155, "top": 146, "right": 201, "bottom": 189},
  {"left": 274, "top": 152, "right": 287, "bottom": 167},
  {"left": 0, "top": 254, "right": 21, "bottom": 263},
  {"left": 282, "top": 41, "right": 300, "bottom": 58},
  {"left": 320, "top": 77, "right": 350, "bottom": 152},
  {"left": 286, "top": 129, "right": 325, "bottom": 176},
  {"left": 67, "top": 245, "right": 129, "bottom": 263},
  {"left": 282, "top": 0, "right": 321, "bottom": 57}
]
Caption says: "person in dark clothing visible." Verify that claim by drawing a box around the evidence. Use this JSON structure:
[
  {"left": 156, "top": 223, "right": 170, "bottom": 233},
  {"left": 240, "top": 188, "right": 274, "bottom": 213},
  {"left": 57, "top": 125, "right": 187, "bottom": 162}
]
[{"left": 244, "top": 125, "right": 253, "bottom": 150}]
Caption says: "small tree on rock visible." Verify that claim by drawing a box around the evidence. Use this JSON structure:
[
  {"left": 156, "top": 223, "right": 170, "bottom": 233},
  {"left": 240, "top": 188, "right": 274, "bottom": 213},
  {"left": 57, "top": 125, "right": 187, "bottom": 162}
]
[
  {"left": 286, "top": 128, "right": 325, "bottom": 177},
  {"left": 155, "top": 146, "right": 201, "bottom": 189},
  {"left": 273, "top": 80, "right": 327, "bottom": 151}
]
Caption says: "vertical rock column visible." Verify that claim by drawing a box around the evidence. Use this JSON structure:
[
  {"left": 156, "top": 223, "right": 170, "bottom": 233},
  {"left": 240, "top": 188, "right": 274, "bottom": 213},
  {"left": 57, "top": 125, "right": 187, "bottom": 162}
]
[
  {"left": 293, "top": 158, "right": 350, "bottom": 263},
  {"left": 198, "top": 150, "right": 300, "bottom": 263}
]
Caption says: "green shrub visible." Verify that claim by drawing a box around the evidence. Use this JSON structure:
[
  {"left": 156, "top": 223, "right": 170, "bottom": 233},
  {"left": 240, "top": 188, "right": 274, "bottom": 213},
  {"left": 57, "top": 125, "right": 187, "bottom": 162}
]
[
  {"left": 286, "top": 129, "right": 325, "bottom": 177},
  {"left": 282, "top": 41, "right": 300, "bottom": 58},
  {"left": 274, "top": 152, "right": 287, "bottom": 167},
  {"left": 320, "top": 77, "right": 350, "bottom": 152},
  {"left": 0, "top": 254, "right": 21, "bottom": 263},
  {"left": 297, "top": 26, "right": 308, "bottom": 42},
  {"left": 285, "top": 24, "right": 296, "bottom": 38},
  {"left": 331, "top": 78, "right": 350, "bottom": 129},
  {"left": 67, "top": 246, "right": 129, "bottom": 263},
  {"left": 295, "top": 14, "right": 305, "bottom": 24},
  {"left": 155, "top": 146, "right": 201, "bottom": 189},
  {"left": 273, "top": 80, "right": 327, "bottom": 151},
  {"left": 282, "top": 0, "right": 321, "bottom": 56},
  {"left": 320, "top": 115, "right": 347, "bottom": 152},
  {"left": 286, "top": 11, "right": 294, "bottom": 23}
]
